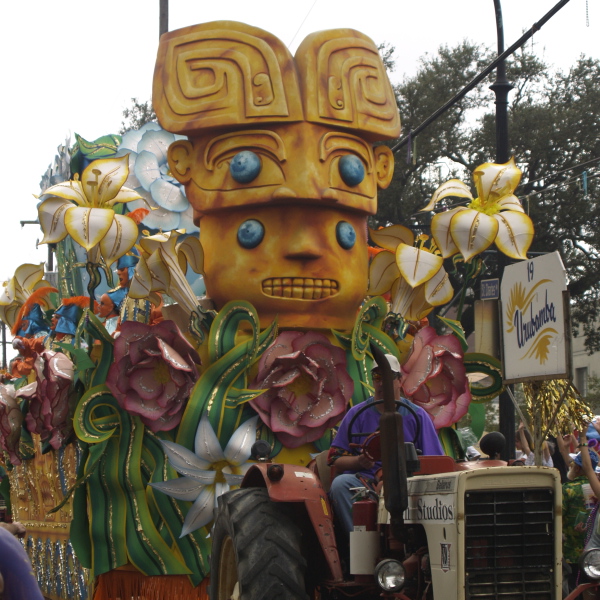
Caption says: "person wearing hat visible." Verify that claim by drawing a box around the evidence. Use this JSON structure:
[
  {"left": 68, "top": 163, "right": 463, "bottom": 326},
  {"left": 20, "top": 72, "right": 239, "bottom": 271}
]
[
  {"left": 566, "top": 435, "right": 600, "bottom": 594},
  {"left": 110, "top": 251, "right": 151, "bottom": 324},
  {"left": 96, "top": 287, "right": 128, "bottom": 336},
  {"left": 560, "top": 442, "right": 599, "bottom": 592},
  {"left": 8, "top": 287, "right": 57, "bottom": 378},
  {"left": 46, "top": 296, "right": 94, "bottom": 351},
  {"left": 327, "top": 354, "right": 444, "bottom": 543}
]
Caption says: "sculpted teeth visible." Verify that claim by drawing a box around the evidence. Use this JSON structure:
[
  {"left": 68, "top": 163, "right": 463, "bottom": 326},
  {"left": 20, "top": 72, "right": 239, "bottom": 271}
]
[{"left": 263, "top": 277, "right": 339, "bottom": 299}]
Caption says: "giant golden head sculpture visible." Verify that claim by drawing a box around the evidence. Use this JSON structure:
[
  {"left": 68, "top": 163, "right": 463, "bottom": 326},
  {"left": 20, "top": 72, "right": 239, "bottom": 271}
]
[{"left": 153, "top": 21, "right": 400, "bottom": 330}]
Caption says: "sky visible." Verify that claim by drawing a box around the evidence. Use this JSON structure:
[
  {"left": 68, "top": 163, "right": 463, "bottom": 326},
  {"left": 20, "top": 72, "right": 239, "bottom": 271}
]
[{"left": 0, "top": 0, "right": 596, "bottom": 287}]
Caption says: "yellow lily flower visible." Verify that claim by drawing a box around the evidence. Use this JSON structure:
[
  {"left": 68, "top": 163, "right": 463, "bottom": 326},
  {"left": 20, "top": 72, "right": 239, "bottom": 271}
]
[
  {"left": 37, "top": 155, "right": 142, "bottom": 266},
  {"left": 368, "top": 226, "right": 453, "bottom": 321},
  {"left": 422, "top": 158, "right": 534, "bottom": 262},
  {"left": 128, "top": 231, "right": 204, "bottom": 315},
  {"left": 0, "top": 263, "right": 52, "bottom": 330}
]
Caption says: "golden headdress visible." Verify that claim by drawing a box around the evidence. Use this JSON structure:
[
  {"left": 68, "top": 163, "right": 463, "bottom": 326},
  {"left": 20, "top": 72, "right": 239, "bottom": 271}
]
[{"left": 153, "top": 21, "right": 400, "bottom": 141}]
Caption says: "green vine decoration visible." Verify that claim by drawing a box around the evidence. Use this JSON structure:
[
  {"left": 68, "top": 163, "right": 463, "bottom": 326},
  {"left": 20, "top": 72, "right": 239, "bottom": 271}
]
[{"left": 177, "top": 300, "right": 277, "bottom": 448}]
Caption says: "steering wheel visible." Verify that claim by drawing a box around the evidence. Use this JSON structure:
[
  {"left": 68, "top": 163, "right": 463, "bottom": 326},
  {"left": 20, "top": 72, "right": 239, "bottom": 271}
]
[{"left": 347, "top": 399, "right": 422, "bottom": 457}]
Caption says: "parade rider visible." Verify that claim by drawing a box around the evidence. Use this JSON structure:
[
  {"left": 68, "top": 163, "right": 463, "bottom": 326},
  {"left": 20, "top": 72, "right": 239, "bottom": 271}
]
[{"left": 327, "top": 354, "right": 444, "bottom": 541}]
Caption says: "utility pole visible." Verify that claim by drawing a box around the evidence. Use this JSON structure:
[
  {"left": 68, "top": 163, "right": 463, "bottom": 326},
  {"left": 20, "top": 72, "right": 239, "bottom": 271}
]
[
  {"left": 490, "top": 0, "right": 515, "bottom": 460},
  {"left": 490, "top": 0, "right": 514, "bottom": 165},
  {"left": 491, "top": 0, "right": 515, "bottom": 460},
  {"left": 160, "top": 0, "right": 168, "bottom": 38}
]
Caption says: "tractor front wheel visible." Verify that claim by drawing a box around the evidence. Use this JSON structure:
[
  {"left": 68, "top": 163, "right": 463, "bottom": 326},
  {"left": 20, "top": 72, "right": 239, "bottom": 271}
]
[{"left": 210, "top": 488, "right": 309, "bottom": 600}]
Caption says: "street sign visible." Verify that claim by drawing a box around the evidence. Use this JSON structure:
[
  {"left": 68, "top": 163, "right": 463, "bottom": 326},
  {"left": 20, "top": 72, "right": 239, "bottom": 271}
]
[
  {"left": 500, "top": 251, "right": 571, "bottom": 383},
  {"left": 480, "top": 278, "right": 499, "bottom": 300}
]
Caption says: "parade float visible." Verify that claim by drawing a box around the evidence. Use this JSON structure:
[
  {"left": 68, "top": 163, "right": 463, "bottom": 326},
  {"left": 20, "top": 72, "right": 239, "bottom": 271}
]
[{"left": 0, "top": 19, "right": 591, "bottom": 600}]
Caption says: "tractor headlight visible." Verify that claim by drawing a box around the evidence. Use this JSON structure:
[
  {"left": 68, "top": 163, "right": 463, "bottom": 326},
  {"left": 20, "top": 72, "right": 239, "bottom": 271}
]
[
  {"left": 581, "top": 548, "right": 600, "bottom": 580},
  {"left": 375, "top": 559, "right": 406, "bottom": 592}
]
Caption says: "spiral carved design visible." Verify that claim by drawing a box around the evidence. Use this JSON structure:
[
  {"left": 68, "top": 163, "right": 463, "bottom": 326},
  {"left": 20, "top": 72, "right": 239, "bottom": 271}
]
[
  {"left": 154, "top": 22, "right": 400, "bottom": 141},
  {"left": 154, "top": 23, "right": 303, "bottom": 134},
  {"left": 296, "top": 31, "right": 400, "bottom": 141}
]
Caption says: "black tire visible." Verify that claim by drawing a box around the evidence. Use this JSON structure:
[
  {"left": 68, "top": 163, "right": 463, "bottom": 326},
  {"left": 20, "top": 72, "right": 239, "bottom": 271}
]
[{"left": 210, "top": 488, "right": 309, "bottom": 600}]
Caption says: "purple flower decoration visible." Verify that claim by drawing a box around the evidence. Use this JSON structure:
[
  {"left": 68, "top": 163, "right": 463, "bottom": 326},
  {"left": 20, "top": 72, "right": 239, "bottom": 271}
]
[
  {"left": 250, "top": 331, "right": 353, "bottom": 448},
  {"left": 23, "top": 351, "right": 74, "bottom": 449},
  {"left": 0, "top": 384, "right": 29, "bottom": 465},
  {"left": 107, "top": 320, "right": 200, "bottom": 432}
]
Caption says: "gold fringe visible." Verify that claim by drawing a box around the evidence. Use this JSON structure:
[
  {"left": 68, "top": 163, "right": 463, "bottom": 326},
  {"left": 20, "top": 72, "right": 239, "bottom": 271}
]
[
  {"left": 522, "top": 378, "right": 593, "bottom": 436},
  {"left": 92, "top": 570, "right": 209, "bottom": 600}
]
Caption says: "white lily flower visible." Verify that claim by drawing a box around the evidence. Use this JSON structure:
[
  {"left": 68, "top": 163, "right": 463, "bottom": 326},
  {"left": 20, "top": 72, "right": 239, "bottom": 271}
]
[
  {"left": 368, "top": 226, "right": 453, "bottom": 322},
  {"left": 151, "top": 414, "right": 258, "bottom": 537},
  {"left": 128, "top": 231, "right": 204, "bottom": 315},
  {"left": 423, "top": 158, "right": 534, "bottom": 262},
  {"left": 37, "top": 155, "right": 142, "bottom": 267},
  {"left": 0, "top": 263, "right": 53, "bottom": 330}
]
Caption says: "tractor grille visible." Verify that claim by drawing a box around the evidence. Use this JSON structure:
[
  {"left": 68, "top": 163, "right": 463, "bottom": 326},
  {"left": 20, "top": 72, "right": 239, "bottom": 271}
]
[{"left": 464, "top": 488, "right": 555, "bottom": 600}]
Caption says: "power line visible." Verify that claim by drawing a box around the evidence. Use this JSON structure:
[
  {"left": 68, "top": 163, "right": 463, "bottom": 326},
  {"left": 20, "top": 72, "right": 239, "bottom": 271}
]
[
  {"left": 391, "top": 0, "right": 572, "bottom": 153},
  {"left": 525, "top": 171, "right": 600, "bottom": 199},
  {"left": 287, "top": 0, "right": 319, "bottom": 49},
  {"left": 518, "top": 156, "right": 600, "bottom": 189}
]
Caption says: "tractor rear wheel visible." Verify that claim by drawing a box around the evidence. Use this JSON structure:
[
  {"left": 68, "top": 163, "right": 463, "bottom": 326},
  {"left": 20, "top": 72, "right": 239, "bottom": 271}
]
[{"left": 210, "top": 488, "right": 309, "bottom": 600}]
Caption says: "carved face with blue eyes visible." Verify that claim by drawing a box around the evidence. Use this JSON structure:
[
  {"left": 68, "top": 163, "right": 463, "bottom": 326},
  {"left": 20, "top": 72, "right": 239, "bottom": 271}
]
[
  {"left": 336, "top": 221, "right": 356, "bottom": 249},
  {"left": 201, "top": 205, "right": 369, "bottom": 330},
  {"left": 168, "top": 122, "right": 395, "bottom": 329},
  {"left": 230, "top": 151, "right": 261, "bottom": 184},
  {"left": 167, "top": 122, "right": 394, "bottom": 217},
  {"left": 237, "top": 219, "right": 265, "bottom": 248},
  {"left": 338, "top": 155, "right": 365, "bottom": 187}
]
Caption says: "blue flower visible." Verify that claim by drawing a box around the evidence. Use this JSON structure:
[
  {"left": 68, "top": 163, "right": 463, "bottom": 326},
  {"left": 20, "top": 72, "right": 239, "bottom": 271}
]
[{"left": 116, "top": 122, "right": 198, "bottom": 233}]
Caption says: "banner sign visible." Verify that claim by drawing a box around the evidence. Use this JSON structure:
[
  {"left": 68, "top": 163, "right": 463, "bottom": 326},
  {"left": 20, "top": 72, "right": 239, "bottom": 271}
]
[{"left": 500, "top": 251, "right": 570, "bottom": 383}]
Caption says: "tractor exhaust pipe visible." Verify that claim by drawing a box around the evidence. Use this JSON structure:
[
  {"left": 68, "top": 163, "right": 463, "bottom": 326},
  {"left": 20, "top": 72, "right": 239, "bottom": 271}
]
[{"left": 371, "top": 344, "right": 409, "bottom": 535}]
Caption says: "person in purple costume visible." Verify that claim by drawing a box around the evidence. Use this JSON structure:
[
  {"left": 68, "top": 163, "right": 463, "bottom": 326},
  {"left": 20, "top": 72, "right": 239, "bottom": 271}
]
[
  {"left": 0, "top": 523, "right": 44, "bottom": 599},
  {"left": 328, "top": 354, "right": 444, "bottom": 540}
]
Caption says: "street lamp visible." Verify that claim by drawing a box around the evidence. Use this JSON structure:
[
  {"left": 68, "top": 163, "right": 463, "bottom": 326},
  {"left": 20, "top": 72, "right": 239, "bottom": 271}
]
[
  {"left": 490, "top": 0, "right": 514, "bottom": 165},
  {"left": 490, "top": 0, "right": 515, "bottom": 459}
]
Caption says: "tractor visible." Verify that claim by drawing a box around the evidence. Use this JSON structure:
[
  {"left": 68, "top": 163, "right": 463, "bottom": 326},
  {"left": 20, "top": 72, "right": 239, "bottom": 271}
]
[{"left": 209, "top": 347, "right": 563, "bottom": 599}]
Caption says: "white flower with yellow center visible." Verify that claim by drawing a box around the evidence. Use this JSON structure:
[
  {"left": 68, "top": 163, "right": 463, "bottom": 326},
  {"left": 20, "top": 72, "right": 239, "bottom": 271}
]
[
  {"left": 37, "top": 155, "right": 142, "bottom": 267},
  {"left": 151, "top": 414, "right": 258, "bottom": 537},
  {"left": 422, "top": 158, "right": 534, "bottom": 262},
  {"left": 128, "top": 231, "right": 204, "bottom": 315},
  {"left": 368, "top": 226, "right": 453, "bottom": 321},
  {"left": 0, "top": 263, "right": 52, "bottom": 330}
]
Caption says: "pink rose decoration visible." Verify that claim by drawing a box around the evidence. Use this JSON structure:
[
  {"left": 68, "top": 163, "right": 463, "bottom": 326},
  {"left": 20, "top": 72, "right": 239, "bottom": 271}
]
[
  {"left": 0, "top": 384, "right": 27, "bottom": 465},
  {"left": 250, "top": 331, "right": 353, "bottom": 448},
  {"left": 107, "top": 320, "right": 200, "bottom": 432},
  {"left": 401, "top": 326, "right": 471, "bottom": 429},
  {"left": 23, "top": 350, "right": 74, "bottom": 449}
]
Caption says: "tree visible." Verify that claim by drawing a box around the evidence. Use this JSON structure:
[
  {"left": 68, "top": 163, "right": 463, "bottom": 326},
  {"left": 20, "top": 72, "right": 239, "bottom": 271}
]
[
  {"left": 119, "top": 97, "right": 156, "bottom": 134},
  {"left": 376, "top": 42, "right": 600, "bottom": 350},
  {"left": 586, "top": 376, "right": 600, "bottom": 414}
]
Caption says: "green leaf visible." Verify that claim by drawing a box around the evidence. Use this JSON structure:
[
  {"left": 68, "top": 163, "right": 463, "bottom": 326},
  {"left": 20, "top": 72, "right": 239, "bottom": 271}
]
[
  {"left": 438, "top": 427, "right": 466, "bottom": 460},
  {"left": 70, "top": 443, "right": 92, "bottom": 569},
  {"left": 55, "top": 343, "right": 96, "bottom": 371},
  {"left": 333, "top": 303, "right": 398, "bottom": 408},
  {"left": 437, "top": 316, "right": 468, "bottom": 352},
  {"left": 177, "top": 301, "right": 277, "bottom": 448},
  {"left": 225, "top": 387, "right": 267, "bottom": 408},
  {"left": 144, "top": 431, "right": 211, "bottom": 584},
  {"left": 0, "top": 476, "right": 12, "bottom": 518},
  {"left": 468, "top": 402, "right": 487, "bottom": 439},
  {"left": 74, "top": 385, "right": 119, "bottom": 444},
  {"left": 347, "top": 296, "right": 389, "bottom": 361}
]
